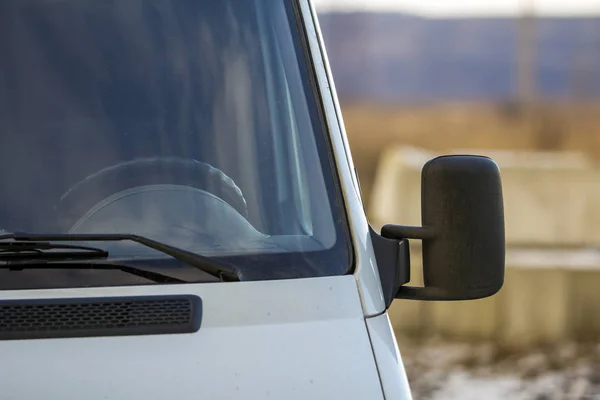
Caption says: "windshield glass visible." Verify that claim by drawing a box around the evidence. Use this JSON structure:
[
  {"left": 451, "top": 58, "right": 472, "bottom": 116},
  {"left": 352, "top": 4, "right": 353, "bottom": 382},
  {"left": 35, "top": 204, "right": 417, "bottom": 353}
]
[{"left": 0, "top": 0, "right": 351, "bottom": 287}]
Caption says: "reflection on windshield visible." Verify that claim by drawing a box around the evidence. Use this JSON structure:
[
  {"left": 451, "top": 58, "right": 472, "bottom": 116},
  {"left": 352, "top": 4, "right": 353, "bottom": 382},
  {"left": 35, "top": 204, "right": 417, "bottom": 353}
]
[{"left": 0, "top": 0, "right": 351, "bottom": 282}]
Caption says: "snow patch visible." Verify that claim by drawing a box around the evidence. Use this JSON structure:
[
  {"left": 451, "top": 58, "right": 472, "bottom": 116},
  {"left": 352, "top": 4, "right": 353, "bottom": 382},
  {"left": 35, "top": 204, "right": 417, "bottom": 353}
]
[{"left": 400, "top": 340, "right": 600, "bottom": 400}]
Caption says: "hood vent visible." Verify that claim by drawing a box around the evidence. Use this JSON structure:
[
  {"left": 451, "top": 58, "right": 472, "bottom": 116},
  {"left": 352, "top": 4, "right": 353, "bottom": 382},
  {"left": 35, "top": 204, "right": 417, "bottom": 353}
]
[{"left": 0, "top": 295, "right": 202, "bottom": 340}]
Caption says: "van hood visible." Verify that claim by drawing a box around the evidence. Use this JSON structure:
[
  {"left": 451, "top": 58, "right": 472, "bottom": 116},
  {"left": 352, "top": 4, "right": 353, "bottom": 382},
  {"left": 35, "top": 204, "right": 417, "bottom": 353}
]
[{"left": 0, "top": 275, "right": 384, "bottom": 400}]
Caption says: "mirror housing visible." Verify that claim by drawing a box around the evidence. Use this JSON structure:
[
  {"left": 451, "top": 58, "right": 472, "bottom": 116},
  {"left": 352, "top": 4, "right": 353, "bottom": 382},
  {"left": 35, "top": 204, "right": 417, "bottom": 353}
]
[{"left": 377, "top": 155, "right": 505, "bottom": 302}]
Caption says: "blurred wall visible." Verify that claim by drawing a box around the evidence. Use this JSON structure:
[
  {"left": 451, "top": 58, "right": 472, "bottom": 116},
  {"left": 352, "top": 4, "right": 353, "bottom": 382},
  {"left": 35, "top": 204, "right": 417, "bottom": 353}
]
[{"left": 368, "top": 145, "right": 600, "bottom": 349}]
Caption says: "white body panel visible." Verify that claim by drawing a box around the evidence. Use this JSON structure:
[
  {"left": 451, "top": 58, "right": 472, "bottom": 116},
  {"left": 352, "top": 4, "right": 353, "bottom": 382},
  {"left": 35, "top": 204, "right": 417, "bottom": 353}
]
[
  {"left": 299, "top": 0, "right": 386, "bottom": 317},
  {"left": 0, "top": 1, "right": 413, "bottom": 399},
  {"left": 0, "top": 277, "right": 385, "bottom": 400},
  {"left": 366, "top": 314, "right": 414, "bottom": 400}
]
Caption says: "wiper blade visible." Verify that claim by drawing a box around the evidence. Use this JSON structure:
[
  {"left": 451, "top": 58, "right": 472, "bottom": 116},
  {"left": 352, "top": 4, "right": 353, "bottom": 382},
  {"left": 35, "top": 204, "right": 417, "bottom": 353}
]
[
  {"left": 2, "top": 261, "right": 188, "bottom": 284},
  {"left": 0, "top": 241, "right": 108, "bottom": 261},
  {"left": 0, "top": 242, "right": 186, "bottom": 283},
  {"left": 0, "top": 233, "right": 242, "bottom": 282}
]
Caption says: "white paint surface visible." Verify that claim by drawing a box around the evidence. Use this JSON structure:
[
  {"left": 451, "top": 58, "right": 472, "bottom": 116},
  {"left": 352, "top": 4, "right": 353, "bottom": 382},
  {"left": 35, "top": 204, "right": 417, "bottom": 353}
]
[
  {"left": 366, "top": 313, "right": 414, "bottom": 400},
  {"left": 0, "top": 276, "right": 388, "bottom": 400}
]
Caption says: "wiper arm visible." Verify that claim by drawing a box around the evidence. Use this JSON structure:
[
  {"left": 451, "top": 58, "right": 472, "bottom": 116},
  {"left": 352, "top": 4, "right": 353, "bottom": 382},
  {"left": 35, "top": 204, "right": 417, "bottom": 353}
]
[
  {"left": 0, "top": 233, "right": 242, "bottom": 282},
  {"left": 2, "top": 261, "right": 189, "bottom": 284},
  {"left": 0, "top": 241, "right": 109, "bottom": 261}
]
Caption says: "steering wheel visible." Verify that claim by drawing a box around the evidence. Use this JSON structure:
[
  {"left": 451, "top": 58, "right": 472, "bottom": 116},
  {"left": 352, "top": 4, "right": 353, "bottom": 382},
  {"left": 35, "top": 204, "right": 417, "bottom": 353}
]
[{"left": 56, "top": 157, "right": 248, "bottom": 231}]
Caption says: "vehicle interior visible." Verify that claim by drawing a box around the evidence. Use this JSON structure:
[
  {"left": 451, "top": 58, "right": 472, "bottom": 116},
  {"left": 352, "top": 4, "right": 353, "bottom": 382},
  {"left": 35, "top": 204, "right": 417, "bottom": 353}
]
[{"left": 0, "top": 0, "right": 337, "bottom": 248}]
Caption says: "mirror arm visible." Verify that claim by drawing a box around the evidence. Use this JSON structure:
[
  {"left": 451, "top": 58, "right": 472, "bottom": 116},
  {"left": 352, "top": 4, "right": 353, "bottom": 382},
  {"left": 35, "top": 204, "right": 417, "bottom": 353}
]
[
  {"left": 381, "top": 224, "right": 436, "bottom": 240},
  {"left": 395, "top": 286, "right": 457, "bottom": 301},
  {"left": 381, "top": 224, "right": 455, "bottom": 301},
  {"left": 394, "top": 286, "right": 467, "bottom": 301},
  {"left": 381, "top": 225, "right": 500, "bottom": 301},
  {"left": 381, "top": 223, "right": 503, "bottom": 302},
  {"left": 396, "top": 285, "right": 504, "bottom": 301}
]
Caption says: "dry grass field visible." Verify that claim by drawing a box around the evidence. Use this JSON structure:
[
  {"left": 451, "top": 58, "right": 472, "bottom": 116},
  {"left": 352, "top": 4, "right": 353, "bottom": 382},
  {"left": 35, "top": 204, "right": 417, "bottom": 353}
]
[{"left": 340, "top": 102, "right": 600, "bottom": 207}]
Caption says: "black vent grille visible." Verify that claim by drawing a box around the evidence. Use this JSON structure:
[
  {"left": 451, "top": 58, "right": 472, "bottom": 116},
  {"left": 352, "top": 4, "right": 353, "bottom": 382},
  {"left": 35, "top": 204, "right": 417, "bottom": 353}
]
[{"left": 0, "top": 295, "right": 202, "bottom": 340}]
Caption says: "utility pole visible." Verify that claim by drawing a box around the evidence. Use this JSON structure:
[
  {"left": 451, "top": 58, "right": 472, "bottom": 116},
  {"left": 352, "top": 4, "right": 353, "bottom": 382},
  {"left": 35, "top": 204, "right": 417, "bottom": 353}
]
[
  {"left": 571, "top": 19, "right": 599, "bottom": 102},
  {"left": 517, "top": 0, "right": 537, "bottom": 108},
  {"left": 517, "top": 0, "right": 563, "bottom": 150}
]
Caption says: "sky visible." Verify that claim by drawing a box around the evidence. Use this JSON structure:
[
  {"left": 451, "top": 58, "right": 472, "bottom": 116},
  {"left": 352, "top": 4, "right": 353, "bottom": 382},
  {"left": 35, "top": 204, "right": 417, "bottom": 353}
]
[{"left": 313, "top": 0, "right": 600, "bottom": 17}]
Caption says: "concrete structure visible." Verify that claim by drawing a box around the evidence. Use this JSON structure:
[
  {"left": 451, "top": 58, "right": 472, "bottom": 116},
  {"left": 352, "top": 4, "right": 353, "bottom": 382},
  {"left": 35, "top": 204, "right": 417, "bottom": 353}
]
[{"left": 370, "top": 146, "right": 600, "bottom": 348}]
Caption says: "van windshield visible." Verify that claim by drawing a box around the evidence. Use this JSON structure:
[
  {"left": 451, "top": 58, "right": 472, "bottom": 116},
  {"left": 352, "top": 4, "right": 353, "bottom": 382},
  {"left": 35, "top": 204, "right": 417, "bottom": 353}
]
[{"left": 0, "top": 0, "right": 351, "bottom": 286}]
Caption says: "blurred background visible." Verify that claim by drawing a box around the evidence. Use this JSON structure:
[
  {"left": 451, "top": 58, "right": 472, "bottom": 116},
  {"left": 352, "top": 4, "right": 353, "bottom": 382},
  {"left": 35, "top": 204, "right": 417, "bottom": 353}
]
[{"left": 314, "top": 0, "right": 600, "bottom": 398}]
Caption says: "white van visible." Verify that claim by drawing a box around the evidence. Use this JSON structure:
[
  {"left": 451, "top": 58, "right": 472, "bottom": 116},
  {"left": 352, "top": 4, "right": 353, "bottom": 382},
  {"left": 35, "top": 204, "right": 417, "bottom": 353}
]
[{"left": 0, "top": 0, "right": 505, "bottom": 399}]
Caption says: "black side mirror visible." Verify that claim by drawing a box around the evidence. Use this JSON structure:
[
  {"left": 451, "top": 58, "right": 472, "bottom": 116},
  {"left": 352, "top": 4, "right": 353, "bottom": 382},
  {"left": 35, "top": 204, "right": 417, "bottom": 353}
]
[{"left": 375, "top": 155, "right": 505, "bottom": 302}]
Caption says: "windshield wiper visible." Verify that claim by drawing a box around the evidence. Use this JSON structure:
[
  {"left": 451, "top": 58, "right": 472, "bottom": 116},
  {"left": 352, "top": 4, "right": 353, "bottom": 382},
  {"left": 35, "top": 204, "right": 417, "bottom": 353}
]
[
  {"left": 0, "top": 233, "right": 242, "bottom": 282},
  {"left": 0, "top": 241, "right": 109, "bottom": 261},
  {"left": 0, "top": 241, "right": 190, "bottom": 283},
  {"left": 2, "top": 261, "right": 189, "bottom": 284}
]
